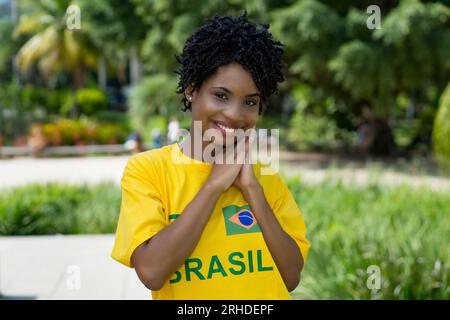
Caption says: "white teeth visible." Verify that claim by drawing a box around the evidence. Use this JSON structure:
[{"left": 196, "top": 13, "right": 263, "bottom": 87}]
[{"left": 216, "top": 123, "right": 236, "bottom": 133}]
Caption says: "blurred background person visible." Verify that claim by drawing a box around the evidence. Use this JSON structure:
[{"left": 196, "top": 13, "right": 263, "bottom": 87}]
[
  {"left": 124, "top": 132, "right": 144, "bottom": 154},
  {"left": 167, "top": 117, "right": 180, "bottom": 144},
  {"left": 151, "top": 128, "right": 163, "bottom": 149},
  {"left": 27, "top": 124, "right": 48, "bottom": 158}
]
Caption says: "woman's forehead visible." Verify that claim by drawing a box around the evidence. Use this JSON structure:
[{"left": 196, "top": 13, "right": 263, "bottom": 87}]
[{"left": 204, "top": 63, "right": 259, "bottom": 95}]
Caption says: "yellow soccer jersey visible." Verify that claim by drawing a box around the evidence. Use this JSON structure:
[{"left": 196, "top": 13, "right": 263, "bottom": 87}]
[{"left": 111, "top": 143, "right": 310, "bottom": 299}]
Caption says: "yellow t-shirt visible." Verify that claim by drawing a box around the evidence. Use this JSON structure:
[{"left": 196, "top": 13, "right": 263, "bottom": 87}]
[{"left": 111, "top": 143, "right": 310, "bottom": 299}]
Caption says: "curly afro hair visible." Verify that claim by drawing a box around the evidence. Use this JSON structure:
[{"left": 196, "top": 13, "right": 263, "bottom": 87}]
[{"left": 175, "top": 11, "right": 285, "bottom": 115}]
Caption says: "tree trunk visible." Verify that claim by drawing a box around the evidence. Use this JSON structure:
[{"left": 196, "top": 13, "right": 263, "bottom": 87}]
[
  {"left": 70, "top": 87, "right": 78, "bottom": 119},
  {"left": 10, "top": 0, "right": 18, "bottom": 22},
  {"left": 71, "top": 68, "right": 85, "bottom": 118},
  {"left": 98, "top": 54, "right": 107, "bottom": 90},
  {"left": 129, "top": 45, "right": 142, "bottom": 85},
  {"left": 370, "top": 117, "right": 397, "bottom": 157}
]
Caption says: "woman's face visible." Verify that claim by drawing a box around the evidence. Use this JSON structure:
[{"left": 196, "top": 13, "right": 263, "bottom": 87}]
[{"left": 185, "top": 62, "right": 260, "bottom": 148}]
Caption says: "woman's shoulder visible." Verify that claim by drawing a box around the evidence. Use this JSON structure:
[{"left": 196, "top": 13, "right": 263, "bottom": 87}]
[
  {"left": 255, "top": 162, "right": 286, "bottom": 191},
  {"left": 125, "top": 144, "right": 177, "bottom": 174}
]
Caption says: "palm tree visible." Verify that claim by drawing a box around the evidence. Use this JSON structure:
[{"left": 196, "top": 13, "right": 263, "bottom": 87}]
[
  {"left": 14, "top": 0, "right": 98, "bottom": 117},
  {"left": 79, "top": 0, "right": 146, "bottom": 87}
]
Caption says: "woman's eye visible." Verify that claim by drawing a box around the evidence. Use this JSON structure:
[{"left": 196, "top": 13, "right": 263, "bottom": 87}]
[
  {"left": 215, "top": 93, "right": 227, "bottom": 100},
  {"left": 246, "top": 100, "right": 257, "bottom": 107}
]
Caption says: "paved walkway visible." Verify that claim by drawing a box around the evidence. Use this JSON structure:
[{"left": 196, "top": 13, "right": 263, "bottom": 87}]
[
  {"left": 1, "top": 155, "right": 449, "bottom": 191},
  {"left": 0, "top": 234, "right": 150, "bottom": 300},
  {"left": 0, "top": 156, "right": 129, "bottom": 189}
]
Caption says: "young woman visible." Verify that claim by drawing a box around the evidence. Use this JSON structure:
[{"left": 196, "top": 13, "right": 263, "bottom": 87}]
[{"left": 111, "top": 12, "right": 310, "bottom": 299}]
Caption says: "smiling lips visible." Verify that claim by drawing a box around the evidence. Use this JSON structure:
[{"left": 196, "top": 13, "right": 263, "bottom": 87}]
[{"left": 213, "top": 121, "right": 244, "bottom": 134}]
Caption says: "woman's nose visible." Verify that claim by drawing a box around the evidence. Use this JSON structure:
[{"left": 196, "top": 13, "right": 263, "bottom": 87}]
[{"left": 223, "top": 102, "right": 244, "bottom": 124}]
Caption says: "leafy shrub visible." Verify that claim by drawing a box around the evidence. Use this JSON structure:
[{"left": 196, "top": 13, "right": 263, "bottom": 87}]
[
  {"left": 96, "top": 123, "right": 128, "bottom": 145},
  {"left": 19, "top": 85, "right": 70, "bottom": 116},
  {"left": 128, "top": 74, "right": 180, "bottom": 137},
  {"left": 288, "top": 108, "right": 357, "bottom": 151},
  {"left": 0, "top": 183, "right": 120, "bottom": 235},
  {"left": 76, "top": 87, "right": 108, "bottom": 116},
  {"left": 290, "top": 177, "right": 450, "bottom": 299},
  {"left": 287, "top": 82, "right": 358, "bottom": 152},
  {"left": 39, "top": 118, "right": 129, "bottom": 145},
  {"left": 0, "top": 183, "right": 86, "bottom": 235}
]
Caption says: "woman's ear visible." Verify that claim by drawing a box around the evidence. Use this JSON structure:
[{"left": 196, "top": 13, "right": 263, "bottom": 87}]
[{"left": 185, "top": 84, "right": 196, "bottom": 102}]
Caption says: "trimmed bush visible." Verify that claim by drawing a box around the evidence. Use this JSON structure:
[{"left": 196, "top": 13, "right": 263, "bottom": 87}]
[
  {"left": 76, "top": 88, "right": 108, "bottom": 116},
  {"left": 0, "top": 183, "right": 120, "bottom": 235},
  {"left": 39, "top": 118, "right": 129, "bottom": 145}
]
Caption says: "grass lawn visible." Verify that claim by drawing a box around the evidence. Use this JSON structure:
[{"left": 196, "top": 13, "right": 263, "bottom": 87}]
[{"left": 289, "top": 177, "right": 449, "bottom": 299}]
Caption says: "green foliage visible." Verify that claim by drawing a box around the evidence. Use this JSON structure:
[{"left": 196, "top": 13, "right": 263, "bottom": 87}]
[
  {"left": 95, "top": 123, "right": 128, "bottom": 145},
  {"left": 20, "top": 85, "right": 62, "bottom": 114},
  {"left": 374, "top": 0, "right": 450, "bottom": 91},
  {"left": 0, "top": 20, "right": 19, "bottom": 76},
  {"left": 287, "top": 82, "right": 358, "bottom": 151},
  {"left": 433, "top": 82, "right": 450, "bottom": 170},
  {"left": 75, "top": 87, "right": 108, "bottom": 116},
  {"left": 80, "top": 0, "right": 145, "bottom": 47},
  {"left": 288, "top": 177, "right": 450, "bottom": 299},
  {"left": 328, "top": 41, "right": 396, "bottom": 117},
  {"left": 0, "top": 82, "right": 36, "bottom": 139},
  {"left": 2, "top": 0, "right": 450, "bottom": 156},
  {"left": 0, "top": 183, "right": 120, "bottom": 235},
  {"left": 289, "top": 110, "right": 340, "bottom": 151},
  {"left": 134, "top": 0, "right": 267, "bottom": 73},
  {"left": 93, "top": 110, "right": 130, "bottom": 126},
  {"left": 272, "top": 0, "right": 450, "bottom": 152},
  {"left": 78, "top": 0, "right": 147, "bottom": 77},
  {"left": 41, "top": 118, "right": 130, "bottom": 145},
  {"left": 128, "top": 74, "right": 179, "bottom": 134},
  {"left": 14, "top": 0, "right": 98, "bottom": 81},
  {"left": 1, "top": 82, "right": 107, "bottom": 121},
  {"left": 271, "top": 0, "right": 344, "bottom": 81}
]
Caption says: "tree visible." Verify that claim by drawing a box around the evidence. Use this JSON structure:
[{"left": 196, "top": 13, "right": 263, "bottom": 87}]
[
  {"left": 271, "top": 0, "right": 450, "bottom": 156},
  {"left": 79, "top": 0, "right": 147, "bottom": 87},
  {"left": 128, "top": 73, "right": 179, "bottom": 139},
  {"left": 14, "top": 0, "right": 98, "bottom": 117}
]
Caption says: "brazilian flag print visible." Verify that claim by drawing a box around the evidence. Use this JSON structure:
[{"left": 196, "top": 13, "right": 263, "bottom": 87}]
[{"left": 222, "top": 205, "right": 261, "bottom": 235}]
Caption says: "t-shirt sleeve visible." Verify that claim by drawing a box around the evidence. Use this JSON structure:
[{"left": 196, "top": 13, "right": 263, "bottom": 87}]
[
  {"left": 271, "top": 173, "right": 310, "bottom": 265},
  {"left": 111, "top": 154, "right": 167, "bottom": 268}
]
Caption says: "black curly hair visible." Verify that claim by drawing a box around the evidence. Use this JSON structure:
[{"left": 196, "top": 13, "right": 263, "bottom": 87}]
[{"left": 175, "top": 11, "right": 285, "bottom": 115}]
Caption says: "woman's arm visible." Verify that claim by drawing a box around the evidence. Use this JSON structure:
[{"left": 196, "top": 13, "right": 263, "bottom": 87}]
[
  {"left": 131, "top": 162, "right": 243, "bottom": 291},
  {"left": 241, "top": 182, "right": 304, "bottom": 292},
  {"left": 131, "top": 180, "right": 222, "bottom": 290}
]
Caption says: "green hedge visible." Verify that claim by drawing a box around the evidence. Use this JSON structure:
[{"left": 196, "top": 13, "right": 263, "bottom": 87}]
[
  {"left": 76, "top": 88, "right": 108, "bottom": 116},
  {"left": 0, "top": 183, "right": 120, "bottom": 235},
  {"left": 0, "top": 179, "right": 448, "bottom": 299},
  {"left": 290, "top": 177, "right": 450, "bottom": 300}
]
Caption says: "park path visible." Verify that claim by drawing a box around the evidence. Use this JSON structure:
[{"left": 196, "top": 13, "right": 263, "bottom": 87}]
[
  {"left": 0, "top": 234, "right": 150, "bottom": 300},
  {"left": 1, "top": 154, "right": 449, "bottom": 191}
]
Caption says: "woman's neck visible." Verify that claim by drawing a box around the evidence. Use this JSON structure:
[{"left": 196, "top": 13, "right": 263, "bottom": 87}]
[{"left": 178, "top": 132, "right": 215, "bottom": 164}]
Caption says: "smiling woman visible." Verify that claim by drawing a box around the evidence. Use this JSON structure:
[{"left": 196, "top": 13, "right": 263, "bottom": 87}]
[
  {"left": 186, "top": 62, "right": 261, "bottom": 150},
  {"left": 111, "top": 11, "right": 310, "bottom": 300},
  {"left": 175, "top": 12, "right": 285, "bottom": 116}
]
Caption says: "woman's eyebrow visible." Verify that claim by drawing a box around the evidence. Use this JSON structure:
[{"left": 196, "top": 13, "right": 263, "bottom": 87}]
[{"left": 211, "top": 86, "right": 260, "bottom": 97}]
